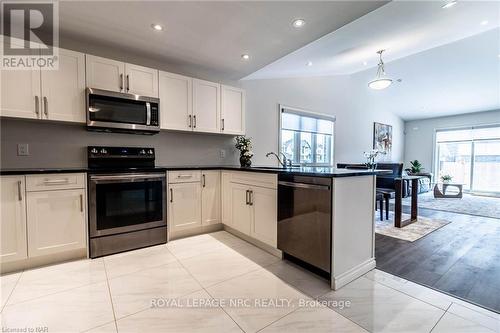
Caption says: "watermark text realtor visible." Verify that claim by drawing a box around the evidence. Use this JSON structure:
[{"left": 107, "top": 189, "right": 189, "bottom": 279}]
[{"left": 1, "top": 1, "right": 59, "bottom": 70}]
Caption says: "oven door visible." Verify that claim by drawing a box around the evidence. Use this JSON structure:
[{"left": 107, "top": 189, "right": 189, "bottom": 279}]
[
  {"left": 87, "top": 88, "right": 160, "bottom": 132},
  {"left": 89, "top": 173, "right": 166, "bottom": 237}
]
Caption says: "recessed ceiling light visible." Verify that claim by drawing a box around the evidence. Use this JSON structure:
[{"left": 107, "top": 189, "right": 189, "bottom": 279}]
[
  {"left": 363, "top": 61, "right": 368, "bottom": 66},
  {"left": 292, "top": 19, "right": 306, "bottom": 28},
  {"left": 241, "top": 54, "right": 250, "bottom": 60},
  {"left": 151, "top": 24, "right": 164, "bottom": 31},
  {"left": 306, "top": 61, "right": 313, "bottom": 66},
  {"left": 480, "top": 20, "right": 489, "bottom": 26},
  {"left": 442, "top": 0, "right": 457, "bottom": 8}
]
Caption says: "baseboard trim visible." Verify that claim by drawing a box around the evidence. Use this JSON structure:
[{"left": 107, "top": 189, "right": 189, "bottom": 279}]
[
  {"left": 168, "top": 223, "right": 223, "bottom": 241},
  {"left": 331, "top": 258, "right": 376, "bottom": 290},
  {"left": 223, "top": 225, "right": 282, "bottom": 258}
]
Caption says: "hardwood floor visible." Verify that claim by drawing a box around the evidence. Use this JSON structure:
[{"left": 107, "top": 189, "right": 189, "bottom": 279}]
[{"left": 375, "top": 204, "right": 500, "bottom": 313}]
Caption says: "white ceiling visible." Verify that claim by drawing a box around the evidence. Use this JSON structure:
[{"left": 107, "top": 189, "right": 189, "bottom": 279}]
[{"left": 53, "top": 0, "right": 387, "bottom": 81}]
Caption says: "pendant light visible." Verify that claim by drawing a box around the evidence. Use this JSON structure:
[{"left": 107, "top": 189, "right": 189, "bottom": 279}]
[{"left": 368, "top": 50, "right": 392, "bottom": 90}]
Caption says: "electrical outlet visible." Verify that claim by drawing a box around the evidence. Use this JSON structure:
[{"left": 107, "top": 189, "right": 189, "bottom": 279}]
[
  {"left": 17, "top": 143, "right": 29, "bottom": 156},
  {"left": 219, "top": 149, "right": 226, "bottom": 159}
]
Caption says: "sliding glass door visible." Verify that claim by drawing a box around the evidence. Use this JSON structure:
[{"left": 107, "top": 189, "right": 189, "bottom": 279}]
[{"left": 435, "top": 125, "right": 500, "bottom": 194}]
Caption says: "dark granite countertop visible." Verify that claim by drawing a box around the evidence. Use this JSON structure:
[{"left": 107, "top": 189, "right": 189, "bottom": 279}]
[{"left": 0, "top": 165, "right": 391, "bottom": 178}]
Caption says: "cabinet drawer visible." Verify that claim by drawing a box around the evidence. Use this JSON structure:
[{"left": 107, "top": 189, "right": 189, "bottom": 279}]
[
  {"left": 230, "top": 171, "right": 277, "bottom": 189},
  {"left": 168, "top": 170, "right": 201, "bottom": 183},
  {"left": 26, "top": 173, "right": 85, "bottom": 191}
]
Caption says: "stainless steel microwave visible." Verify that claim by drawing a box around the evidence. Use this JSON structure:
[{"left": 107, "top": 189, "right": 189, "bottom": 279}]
[{"left": 86, "top": 88, "right": 160, "bottom": 134}]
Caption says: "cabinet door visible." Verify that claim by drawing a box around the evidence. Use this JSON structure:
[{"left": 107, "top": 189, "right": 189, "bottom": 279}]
[
  {"left": 27, "top": 189, "right": 86, "bottom": 257},
  {"left": 230, "top": 183, "right": 252, "bottom": 235},
  {"left": 168, "top": 182, "right": 201, "bottom": 232},
  {"left": 125, "top": 63, "right": 158, "bottom": 97},
  {"left": 192, "top": 79, "right": 220, "bottom": 133},
  {"left": 221, "top": 172, "right": 232, "bottom": 226},
  {"left": 221, "top": 85, "right": 245, "bottom": 135},
  {"left": 251, "top": 186, "right": 277, "bottom": 247},
  {"left": 201, "top": 171, "right": 220, "bottom": 225},
  {"left": 159, "top": 71, "right": 192, "bottom": 131},
  {"left": 86, "top": 55, "right": 124, "bottom": 92},
  {"left": 41, "top": 48, "right": 85, "bottom": 122},
  {"left": 0, "top": 176, "right": 28, "bottom": 263}
]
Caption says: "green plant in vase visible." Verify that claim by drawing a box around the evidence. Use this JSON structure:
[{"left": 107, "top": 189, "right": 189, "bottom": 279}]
[
  {"left": 408, "top": 160, "right": 424, "bottom": 174},
  {"left": 235, "top": 136, "right": 253, "bottom": 167},
  {"left": 441, "top": 174, "right": 453, "bottom": 183}
]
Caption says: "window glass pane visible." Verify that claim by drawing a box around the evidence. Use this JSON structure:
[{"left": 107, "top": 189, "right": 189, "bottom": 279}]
[
  {"left": 472, "top": 140, "right": 500, "bottom": 192},
  {"left": 300, "top": 132, "right": 313, "bottom": 164},
  {"left": 473, "top": 126, "right": 500, "bottom": 140},
  {"left": 281, "top": 130, "right": 296, "bottom": 162},
  {"left": 315, "top": 133, "right": 332, "bottom": 164},
  {"left": 437, "top": 142, "right": 471, "bottom": 189},
  {"left": 281, "top": 111, "right": 334, "bottom": 135},
  {"left": 436, "top": 129, "right": 473, "bottom": 142}
]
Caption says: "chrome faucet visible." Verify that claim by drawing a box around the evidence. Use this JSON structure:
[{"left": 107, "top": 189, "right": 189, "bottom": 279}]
[{"left": 266, "top": 152, "right": 292, "bottom": 168}]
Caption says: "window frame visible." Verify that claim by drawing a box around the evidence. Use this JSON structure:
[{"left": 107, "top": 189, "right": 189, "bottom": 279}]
[{"left": 278, "top": 104, "right": 336, "bottom": 167}]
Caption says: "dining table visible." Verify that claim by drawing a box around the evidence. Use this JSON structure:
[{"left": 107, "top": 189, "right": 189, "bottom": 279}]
[{"left": 394, "top": 175, "right": 425, "bottom": 228}]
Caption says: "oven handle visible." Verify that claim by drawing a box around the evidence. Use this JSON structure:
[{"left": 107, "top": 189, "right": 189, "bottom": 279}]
[
  {"left": 278, "top": 181, "right": 330, "bottom": 191},
  {"left": 90, "top": 173, "right": 166, "bottom": 181}
]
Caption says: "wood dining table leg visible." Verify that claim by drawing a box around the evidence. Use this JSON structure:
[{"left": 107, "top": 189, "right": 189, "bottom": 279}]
[
  {"left": 395, "top": 179, "right": 403, "bottom": 228},
  {"left": 411, "top": 178, "right": 418, "bottom": 221}
]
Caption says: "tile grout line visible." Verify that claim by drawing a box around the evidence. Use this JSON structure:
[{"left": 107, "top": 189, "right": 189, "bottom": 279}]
[
  {"left": 1, "top": 270, "right": 24, "bottom": 313},
  {"left": 102, "top": 259, "right": 119, "bottom": 333},
  {"left": 429, "top": 307, "right": 449, "bottom": 332}
]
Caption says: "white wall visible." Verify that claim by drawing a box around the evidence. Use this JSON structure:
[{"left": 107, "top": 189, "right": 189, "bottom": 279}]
[
  {"left": 404, "top": 109, "right": 500, "bottom": 174},
  {"left": 242, "top": 75, "right": 405, "bottom": 166}
]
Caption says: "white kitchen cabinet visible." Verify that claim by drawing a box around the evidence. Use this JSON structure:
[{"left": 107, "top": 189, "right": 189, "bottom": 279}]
[
  {"left": 0, "top": 176, "right": 28, "bottom": 263},
  {"left": 26, "top": 188, "right": 86, "bottom": 257},
  {"left": 230, "top": 183, "right": 252, "bottom": 235},
  {"left": 85, "top": 55, "right": 125, "bottom": 92},
  {"left": 221, "top": 172, "right": 232, "bottom": 226},
  {"left": 125, "top": 63, "right": 158, "bottom": 97},
  {"left": 159, "top": 71, "right": 193, "bottom": 131},
  {"left": 0, "top": 66, "right": 40, "bottom": 120},
  {"left": 193, "top": 79, "right": 220, "bottom": 133},
  {"left": 250, "top": 186, "right": 277, "bottom": 247},
  {"left": 201, "top": 171, "right": 220, "bottom": 225},
  {"left": 221, "top": 85, "right": 245, "bottom": 135},
  {"left": 41, "top": 48, "right": 86, "bottom": 122},
  {"left": 86, "top": 55, "right": 158, "bottom": 97},
  {"left": 168, "top": 182, "right": 202, "bottom": 231}
]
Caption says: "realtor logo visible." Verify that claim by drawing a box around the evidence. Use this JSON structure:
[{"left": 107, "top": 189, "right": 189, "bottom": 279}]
[{"left": 1, "top": 1, "right": 59, "bottom": 69}]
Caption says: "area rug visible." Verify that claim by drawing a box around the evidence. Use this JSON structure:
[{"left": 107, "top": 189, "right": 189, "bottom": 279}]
[
  {"left": 402, "top": 192, "right": 500, "bottom": 219},
  {"left": 375, "top": 212, "right": 450, "bottom": 242}
]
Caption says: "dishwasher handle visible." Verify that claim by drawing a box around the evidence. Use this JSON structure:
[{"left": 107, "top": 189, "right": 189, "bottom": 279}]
[{"left": 278, "top": 181, "right": 330, "bottom": 191}]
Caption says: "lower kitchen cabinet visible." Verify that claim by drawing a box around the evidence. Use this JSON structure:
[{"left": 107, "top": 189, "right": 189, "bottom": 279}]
[
  {"left": 0, "top": 176, "right": 28, "bottom": 263},
  {"left": 27, "top": 188, "right": 86, "bottom": 257},
  {"left": 250, "top": 186, "right": 277, "bottom": 247},
  {"left": 168, "top": 182, "right": 202, "bottom": 231},
  {"left": 230, "top": 183, "right": 252, "bottom": 235},
  {"left": 201, "top": 171, "right": 220, "bottom": 225}
]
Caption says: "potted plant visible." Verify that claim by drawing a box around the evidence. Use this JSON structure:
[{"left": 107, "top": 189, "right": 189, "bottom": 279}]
[
  {"left": 407, "top": 160, "right": 424, "bottom": 174},
  {"left": 363, "top": 150, "right": 379, "bottom": 170},
  {"left": 235, "top": 136, "right": 253, "bottom": 167},
  {"left": 441, "top": 174, "right": 453, "bottom": 183}
]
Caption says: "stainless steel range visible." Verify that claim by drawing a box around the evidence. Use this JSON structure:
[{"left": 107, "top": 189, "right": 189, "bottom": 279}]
[{"left": 87, "top": 146, "right": 166, "bottom": 258}]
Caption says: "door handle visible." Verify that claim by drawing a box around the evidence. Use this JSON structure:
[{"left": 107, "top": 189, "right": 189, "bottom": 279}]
[
  {"left": 80, "top": 194, "right": 84, "bottom": 212},
  {"left": 245, "top": 190, "right": 249, "bottom": 205},
  {"left": 170, "top": 188, "right": 173, "bottom": 203},
  {"left": 202, "top": 174, "right": 206, "bottom": 187},
  {"left": 43, "top": 179, "right": 70, "bottom": 185},
  {"left": 43, "top": 96, "right": 48, "bottom": 118},
  {"left": 34, "top": 96, "right": 40, "bottom": 117},
  {"left": 188, "top": 115, "right": 192, "bottom": 128},
  {"left": 126, "top": 74, "right": 130, "bottom": 92},
  {"left": 17, "top": 180, "right": 22, "bottom": 201},
  {"left": 221, "top": 118, "right": 225, "bottom": 131},
  {"left": 120, "top": 74, "right": 123, "bottom": 91},
  {"left": 193, "top": 115, "right": 197, "bottom": 128},
  {"left": 249, "top": 190, "right": 253, "bottom": 206}
]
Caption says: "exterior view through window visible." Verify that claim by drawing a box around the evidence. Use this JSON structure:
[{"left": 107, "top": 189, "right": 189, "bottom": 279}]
[
  {"left": 279, "top": 106, "right": 335, "bottom": 166},
  {"left": 435, "top": 125, "right": 500, "bottom": 194}
]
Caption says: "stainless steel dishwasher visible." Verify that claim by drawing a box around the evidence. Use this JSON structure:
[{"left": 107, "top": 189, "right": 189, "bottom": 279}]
[{"left": 277, "top": 174, "right": 332, "bottom": 276}]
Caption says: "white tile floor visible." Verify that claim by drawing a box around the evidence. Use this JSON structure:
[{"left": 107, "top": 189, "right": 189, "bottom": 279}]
[{"left": 1, "top": 231, "right": 499, "bottom": 333}]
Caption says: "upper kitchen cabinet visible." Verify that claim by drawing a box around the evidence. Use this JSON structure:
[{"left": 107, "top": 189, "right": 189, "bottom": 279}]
[
  {"left": 40, "top": 49, "right": 86, "bottom": 123},
  {"left": 159, "top": 71, "right": 192, "bottom": 131},
  {"left": 221, "top": 85, "right": 245, "bottom": 135},
  {"left": 193, "top": 79, "right": 220, "bottom": 133},
  {"left": 85, "top": 55, "right": 125, "bottom": 92},
  {"left": 1, "top": 45, "right": 85, "bottom": 123},
  {"left": 86, "top": 55, "right": 159, "bottom": 97}
]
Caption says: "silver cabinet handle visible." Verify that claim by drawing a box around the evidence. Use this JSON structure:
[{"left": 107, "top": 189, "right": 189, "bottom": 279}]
[
  {"left": 221, "top": 118, "right": 225, "bottom": 131},
  {"left": 170, "top": 188, "right": 173, "bottom": 203},
  {"left": 126, "top": 74, "right": 130, "bottom": 92},
  {"left": 193, "top": 115, "right": 197, "bottom": 128},
  {"left": 188, "top": 115, "right": 192, "bottom": 128},
  {"left": 202, "top": 174, "right": 206, "bottom": 187},
  {"left": 43, "top": 96, "right": 48, "bottom": 117},
  {"left": 43, "top": 179, "right": 70, "bottom": 185},
  {"left": 120, "top": 74, "right": 123, "bottom": 91},
  {"left": 177, "top": 174, "right": 192, "bottom": 179},
  {"left": 80, "top": 194, "right": 83, "bottom": 212},
  {"left": 245, "top": 190, "right": 249, "bottom": 205},
  {"left": 17, "top": 180, "right": 22, "bottom": 201},
  {"left": 249, "top": 190, "right": 253, "bottom": 206},
  {"left": 34, "top": 96, "right": 40, "bottom": 117}
]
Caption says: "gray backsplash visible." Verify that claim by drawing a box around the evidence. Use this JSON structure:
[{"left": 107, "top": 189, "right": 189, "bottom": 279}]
[{"left": 1, "top": 118, "right": 238, "bottom": 169}]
